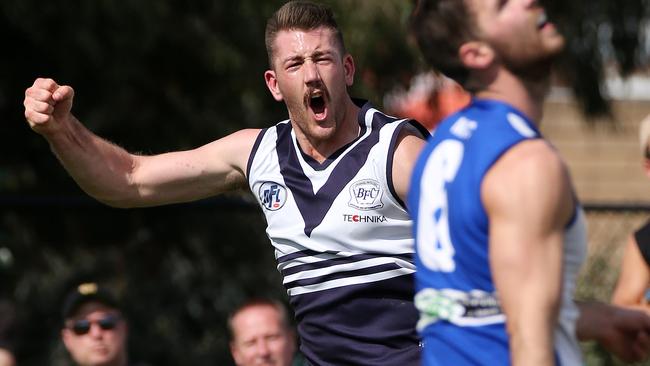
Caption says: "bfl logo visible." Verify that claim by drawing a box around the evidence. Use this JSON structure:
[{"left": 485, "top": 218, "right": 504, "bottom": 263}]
[
  {"left": 259, "top": 181, "right": 287, "bottom": 211},
  {"left": 348, "top": 179, "right": 383, "bottom": 210}
]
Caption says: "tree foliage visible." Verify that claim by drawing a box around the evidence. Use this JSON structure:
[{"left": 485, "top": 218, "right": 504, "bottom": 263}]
[{"left": 545, "top": 0, "right": 650, "bottom": 117}]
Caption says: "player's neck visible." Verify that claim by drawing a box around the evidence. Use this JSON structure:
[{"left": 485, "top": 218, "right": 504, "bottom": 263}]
[{"left": 475, "top": 68, "right": 549, "bottom": 125}]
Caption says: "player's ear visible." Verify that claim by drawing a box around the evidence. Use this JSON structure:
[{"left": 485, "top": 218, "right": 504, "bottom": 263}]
[
  {"left": 459, "top": 41, "right": 495, "bottom": 71},
  {"left": 265, "top": 69, "right": 284, "bottom": 102},
  {"left": 343, "top": 53, "right": 355, "bottom": 87}
]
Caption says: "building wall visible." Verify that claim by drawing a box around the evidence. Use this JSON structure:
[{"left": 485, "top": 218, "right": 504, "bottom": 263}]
[{"left": 541, "top": 100, "right": 650, "bottom": 204}]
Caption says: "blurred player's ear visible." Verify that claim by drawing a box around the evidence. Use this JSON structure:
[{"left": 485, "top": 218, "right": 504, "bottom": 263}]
[{"left": 459, "top": 41, "right": 494, "bottom": 71}]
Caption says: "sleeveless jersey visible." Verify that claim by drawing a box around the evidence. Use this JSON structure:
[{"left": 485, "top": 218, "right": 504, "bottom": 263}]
[
  {"left": 247, "top": 100, "right": 428, "bottom": 366},
  {"left": 408, "top": 99, "right": 587, "bottom": 365}
]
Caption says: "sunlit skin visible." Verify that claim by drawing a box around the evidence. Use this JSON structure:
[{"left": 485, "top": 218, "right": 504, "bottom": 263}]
[
  {"left": 230, "top": 304, "right": 296, "bottom": 366},
  {"left": 264, "top": 26, "right": 359, "bottom": 163},
  {"left": 61, "top": 302, "right": 127, "bottom": 366},
  {"left": 0, "top": 349, "right": 15, "bottom": 366}
]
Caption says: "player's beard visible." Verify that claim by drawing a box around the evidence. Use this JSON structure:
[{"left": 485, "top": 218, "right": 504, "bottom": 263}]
[
  {"left": 495, "top": 40, "right": 562, "bottom": 84},
  {"left": 494, "top": 31, "right": 565, "bottom": 84},
  {"left": 506, "top": 55, "right": 556, "bottom": 83}
]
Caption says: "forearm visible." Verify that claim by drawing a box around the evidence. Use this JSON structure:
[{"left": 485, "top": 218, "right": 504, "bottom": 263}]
[
  {"left": 575, "top": 301, "right": 614, "bottom": 342},
  {"left": 499, "top": 260, "right": 558, "bottom": 365},
  {"left": 494, "top": 252, "right": 558, "bottom": 365},
  {"left": 507, "top": 306, "right": 556, "bottom": 365},
  {"left": 47, "top": 115, "right": 140, "bottom": 207},
  {"left": 576, "top": 301, "right": 650, "bottom": 362}
]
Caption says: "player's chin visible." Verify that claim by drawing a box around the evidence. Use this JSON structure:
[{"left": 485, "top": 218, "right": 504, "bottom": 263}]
[
  {"left": 543, "top": 34, "right": 566, "bottom": 55},
  {"left": 310, "top": 123, "right": 337, "bottom": 140}
]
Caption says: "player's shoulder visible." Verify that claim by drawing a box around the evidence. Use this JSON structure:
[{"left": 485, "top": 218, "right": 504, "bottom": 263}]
[{"left": 494, "top": 139, "right": 564, "bottom": 181}]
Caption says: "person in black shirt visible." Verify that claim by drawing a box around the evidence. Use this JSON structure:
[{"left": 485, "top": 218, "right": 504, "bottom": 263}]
[{"left": 612, "top": 115, "right": 650, "bottom": 312}]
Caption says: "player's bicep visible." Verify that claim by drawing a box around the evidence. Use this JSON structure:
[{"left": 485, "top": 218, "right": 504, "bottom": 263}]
[
  {"left": 129, "top": 128, "right": 260, "bottom": 205},
  {"left": 483, "top": 140, "right": 571, "bottom": 329}
]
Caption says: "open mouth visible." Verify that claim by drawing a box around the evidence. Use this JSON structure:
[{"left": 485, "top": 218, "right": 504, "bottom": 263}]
[
  {"left": 308, "top": 91, "right": 327, "bottom": 119},
  {"left": 537, "top": 11, "right": 549, "bottom": 29}
]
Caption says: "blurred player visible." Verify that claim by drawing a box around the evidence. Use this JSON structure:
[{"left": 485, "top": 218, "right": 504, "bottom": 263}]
[{"left": 409, "top": 0, "right": 650, "bottom": 364}]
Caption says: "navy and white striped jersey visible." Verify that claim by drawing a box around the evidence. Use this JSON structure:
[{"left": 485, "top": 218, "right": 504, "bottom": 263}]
[
  {"left": 247, "top": 100, "right": 427, "bottom": 365},
  {"left": 409, "top": 99, "right": 586, "bottom": 365}
]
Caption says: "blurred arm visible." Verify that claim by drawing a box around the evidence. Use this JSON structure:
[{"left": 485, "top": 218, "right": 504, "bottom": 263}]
[
  {"left": 483, "top": 139, "right": 572, "bottom": 366},
  {"left": 576, "top": 301, "right": 650, "bottom": 363},
  {"left": 611, "top": 235, "right": 650, "bottom": 311}
]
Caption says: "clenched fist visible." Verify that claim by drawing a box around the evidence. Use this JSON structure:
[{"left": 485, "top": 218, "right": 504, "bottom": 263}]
[{"left": 23, "top": 78, "right": 75, "bottom": 136}]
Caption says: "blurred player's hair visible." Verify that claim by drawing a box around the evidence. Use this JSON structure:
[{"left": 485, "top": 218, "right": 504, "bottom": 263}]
[{"left": 410, "top": 0, "right": 478, "bottom": 89}]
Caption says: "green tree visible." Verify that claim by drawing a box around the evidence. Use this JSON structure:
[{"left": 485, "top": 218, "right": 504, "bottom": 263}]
[{"left": 546, "top": 0, "right": 650, "bottom": 117}]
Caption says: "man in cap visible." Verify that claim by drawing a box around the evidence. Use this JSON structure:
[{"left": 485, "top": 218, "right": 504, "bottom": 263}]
[{"left": 61, "top": 282, "right": 128, "bottom": 366}]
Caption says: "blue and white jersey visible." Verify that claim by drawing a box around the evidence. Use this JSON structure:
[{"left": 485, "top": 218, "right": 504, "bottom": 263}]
[
  {"left": 408, "top": 99, "right": 586, "bottom": 365},
  {"left": 247, "top": 100, "right": 428, "bottom": 366}
]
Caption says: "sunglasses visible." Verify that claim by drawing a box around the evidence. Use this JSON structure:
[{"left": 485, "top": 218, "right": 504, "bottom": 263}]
[{"left": 69, "top": 314, "right": 120, "bottom": 335}]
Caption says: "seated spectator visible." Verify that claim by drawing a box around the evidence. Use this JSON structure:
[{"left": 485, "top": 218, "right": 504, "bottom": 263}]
[
  {"left": 0, "top": 300, "right": 16, "bottom": 366},
  {"left": 228, "top": 298, "right": 304, "bottom": 366},
  {"left": 612, "top": 115, "right": 650, "bottom": 311},
  {"left": 60, "top": 282, "right": 129, "bottom": 366}
]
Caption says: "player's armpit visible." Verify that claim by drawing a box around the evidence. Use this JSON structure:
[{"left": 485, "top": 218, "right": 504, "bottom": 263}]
[{"left": 392, "top": 124, "right": 427, "bottom": 205}]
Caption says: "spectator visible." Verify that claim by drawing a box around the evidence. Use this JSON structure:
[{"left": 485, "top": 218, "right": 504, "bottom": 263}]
[
  {"left": 0, "top": 350, "right": 14, "bottom": 366},
  {"left": 0, "top": 300, "right": 16, "bottom": 366},
  {"left": 409, "top": 0, "right": 650, "bottom": 363},
  {"left": 612, "top": 115, "right": 650, "bottom": 311},
  {"left": 61, "top": 282, "right": 128, "bottom": 366},
  {"left": 228, "top": 298, "right": 303, "bottom": 366}
]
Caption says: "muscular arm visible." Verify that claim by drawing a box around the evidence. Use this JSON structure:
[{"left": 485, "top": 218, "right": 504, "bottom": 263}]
[
  {"left": 612, "top": 235, "right": 650, "bottom": 312},
  {"left": 392, "top": 123, "right": 427, "bottom": 205},
  {"left": 24, "top": 78, "right": 258, "bottom": 208},
  {"left": 482, "top": 140, "right": 573, "bottom": 366}
]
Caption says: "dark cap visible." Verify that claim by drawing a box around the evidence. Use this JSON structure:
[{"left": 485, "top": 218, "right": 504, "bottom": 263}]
[{"left": 62, "top": 282, "right": 120, "bottom": 320}]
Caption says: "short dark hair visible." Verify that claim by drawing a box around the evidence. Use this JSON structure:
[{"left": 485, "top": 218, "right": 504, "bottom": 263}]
[
  {"left": 410, "top": 0, "right": 478, "bottom": 88},
  {"left": 265, "top": 1, "right": 346, "bottom": 68},
  {"left": 227, "top": 298, "right": 292, "bottom": 341}
]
